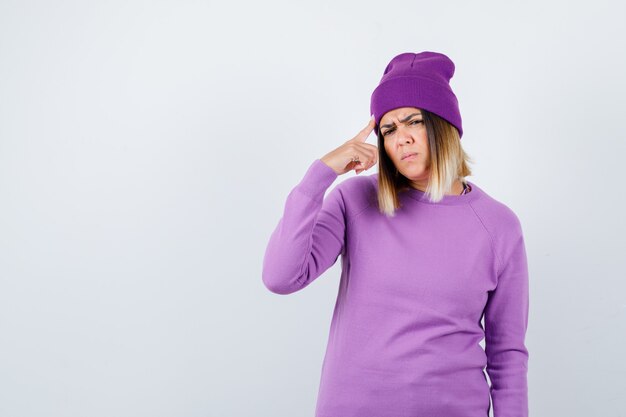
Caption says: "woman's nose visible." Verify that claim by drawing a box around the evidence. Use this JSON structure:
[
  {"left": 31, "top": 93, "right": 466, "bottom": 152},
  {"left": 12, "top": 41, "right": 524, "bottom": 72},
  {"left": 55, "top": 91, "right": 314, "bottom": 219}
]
[{"left": 397, "top": 127, "right": 414, "bottom": 144}]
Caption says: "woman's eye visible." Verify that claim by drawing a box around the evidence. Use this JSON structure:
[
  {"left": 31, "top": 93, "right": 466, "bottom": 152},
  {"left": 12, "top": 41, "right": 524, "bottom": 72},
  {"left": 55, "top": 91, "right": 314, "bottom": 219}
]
[{"left": 383, "top": 120, "right": 422, "bottom": 136}]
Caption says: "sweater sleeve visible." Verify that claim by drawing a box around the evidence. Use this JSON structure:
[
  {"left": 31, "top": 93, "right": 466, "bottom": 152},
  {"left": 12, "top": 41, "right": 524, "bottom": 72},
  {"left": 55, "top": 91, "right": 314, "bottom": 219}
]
[
  {"left": 484, "top": 221, "right": 530, "bottom": 417},
  {"left": 262, "top": 159, "right": 345, "bottom": 295}
]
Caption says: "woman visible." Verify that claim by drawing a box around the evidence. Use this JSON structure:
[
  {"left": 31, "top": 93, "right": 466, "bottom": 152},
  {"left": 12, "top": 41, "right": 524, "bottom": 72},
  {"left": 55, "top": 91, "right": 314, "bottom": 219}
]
[{"left": 262, "top": 51, "right": 529, "bottom": 417}]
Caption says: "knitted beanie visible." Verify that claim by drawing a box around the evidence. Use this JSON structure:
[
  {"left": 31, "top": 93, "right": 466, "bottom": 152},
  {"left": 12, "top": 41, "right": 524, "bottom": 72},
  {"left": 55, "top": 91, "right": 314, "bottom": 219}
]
[{"left": 370, "top": 51, "right": 463, "bottom": 139}]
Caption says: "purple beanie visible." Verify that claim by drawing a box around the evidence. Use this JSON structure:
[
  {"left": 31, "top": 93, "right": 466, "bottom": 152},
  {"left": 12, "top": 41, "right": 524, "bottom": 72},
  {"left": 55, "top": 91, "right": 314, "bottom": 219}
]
[{"left": 370, "top": 51, "right": 463, "bottom": 139}]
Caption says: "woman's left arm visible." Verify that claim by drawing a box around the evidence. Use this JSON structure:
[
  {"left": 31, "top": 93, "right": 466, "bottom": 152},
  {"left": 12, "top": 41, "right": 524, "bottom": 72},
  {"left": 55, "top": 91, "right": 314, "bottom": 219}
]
[{"left": 484, "top": 219, "right": 530, "bottom": 417}]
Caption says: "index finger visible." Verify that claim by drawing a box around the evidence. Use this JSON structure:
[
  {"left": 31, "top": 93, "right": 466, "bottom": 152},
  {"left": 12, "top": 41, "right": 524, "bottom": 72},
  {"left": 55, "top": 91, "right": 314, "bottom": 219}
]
[{"left": 352, "top": 116, "right": 376, "bottom": 143}]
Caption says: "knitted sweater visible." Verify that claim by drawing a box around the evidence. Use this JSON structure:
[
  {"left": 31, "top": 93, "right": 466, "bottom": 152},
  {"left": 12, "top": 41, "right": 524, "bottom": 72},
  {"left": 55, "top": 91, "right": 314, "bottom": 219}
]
[{"left": 262, "top": 159, "right": 530, "bottom": 417}]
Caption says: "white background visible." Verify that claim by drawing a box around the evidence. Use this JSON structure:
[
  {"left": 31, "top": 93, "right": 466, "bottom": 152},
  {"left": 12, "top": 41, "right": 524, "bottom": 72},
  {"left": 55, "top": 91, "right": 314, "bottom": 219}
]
[{"left": 1, "top": 1, "right": 625, "bottom": 416}]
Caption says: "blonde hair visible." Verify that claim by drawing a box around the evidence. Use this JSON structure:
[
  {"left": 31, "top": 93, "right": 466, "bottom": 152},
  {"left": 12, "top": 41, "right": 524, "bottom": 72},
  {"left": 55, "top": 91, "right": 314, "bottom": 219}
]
[{"left": 376, "top": 109, "right": 474, "bottom": 217}]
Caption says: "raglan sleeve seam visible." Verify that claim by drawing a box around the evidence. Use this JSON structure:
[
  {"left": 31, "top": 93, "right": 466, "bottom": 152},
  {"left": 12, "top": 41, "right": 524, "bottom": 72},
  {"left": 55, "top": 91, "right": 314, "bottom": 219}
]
[{"left": 468, "top": 201, "right": 503, "bottom": 277}]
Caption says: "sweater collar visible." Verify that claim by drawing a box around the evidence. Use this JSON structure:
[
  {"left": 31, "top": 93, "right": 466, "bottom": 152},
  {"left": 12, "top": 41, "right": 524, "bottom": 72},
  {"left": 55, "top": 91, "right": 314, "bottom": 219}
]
[{"left": 402, "top": 180, "right": 483, "bottom": 205}]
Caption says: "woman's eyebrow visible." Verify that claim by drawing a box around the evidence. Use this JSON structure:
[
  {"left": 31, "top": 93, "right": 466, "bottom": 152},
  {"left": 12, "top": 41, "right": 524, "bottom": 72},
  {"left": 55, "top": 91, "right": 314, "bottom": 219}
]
[{"left": 380, "top": 113, "right": 422, "bottom": 129}]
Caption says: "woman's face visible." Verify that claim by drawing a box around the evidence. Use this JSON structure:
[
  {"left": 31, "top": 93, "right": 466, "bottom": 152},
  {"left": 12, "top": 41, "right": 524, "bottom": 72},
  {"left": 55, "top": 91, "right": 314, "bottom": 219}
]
[{"left": 380, "top": 107, "right": 430, "bottom": 182}]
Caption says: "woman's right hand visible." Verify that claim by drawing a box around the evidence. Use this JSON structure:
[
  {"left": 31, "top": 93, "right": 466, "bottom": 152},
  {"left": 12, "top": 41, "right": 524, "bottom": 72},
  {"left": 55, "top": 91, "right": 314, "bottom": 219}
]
[{"left": 320, "top": 116, "right": 379, "bottom": 176}]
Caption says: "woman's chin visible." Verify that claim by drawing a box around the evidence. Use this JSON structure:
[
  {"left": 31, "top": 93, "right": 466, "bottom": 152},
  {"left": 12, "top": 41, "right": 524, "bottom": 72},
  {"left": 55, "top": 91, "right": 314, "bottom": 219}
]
[{"left": 401, "top": 169, "right": 428, "bottom": 180}]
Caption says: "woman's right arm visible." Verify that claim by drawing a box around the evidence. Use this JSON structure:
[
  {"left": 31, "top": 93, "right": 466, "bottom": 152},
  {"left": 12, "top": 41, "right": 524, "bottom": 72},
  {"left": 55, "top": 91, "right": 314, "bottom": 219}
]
[
  {"left": 261, "top": 159, "right": 344, "bottom": 295},
  {"left": 261, "top": 116, "right": 378, "bottom": 295}
]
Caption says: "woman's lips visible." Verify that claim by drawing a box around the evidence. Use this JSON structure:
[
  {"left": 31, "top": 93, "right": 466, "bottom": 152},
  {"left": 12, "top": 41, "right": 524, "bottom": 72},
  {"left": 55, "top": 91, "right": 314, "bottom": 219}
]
[{"left": 402, "top": 153, "right": 418, "bottom": 161}]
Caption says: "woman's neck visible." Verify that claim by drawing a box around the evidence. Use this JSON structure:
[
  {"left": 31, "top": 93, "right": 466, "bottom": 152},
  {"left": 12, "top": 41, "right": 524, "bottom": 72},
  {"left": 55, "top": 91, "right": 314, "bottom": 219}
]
[{"left": 450, "top": 179, "right": 465, "bottom": 195}]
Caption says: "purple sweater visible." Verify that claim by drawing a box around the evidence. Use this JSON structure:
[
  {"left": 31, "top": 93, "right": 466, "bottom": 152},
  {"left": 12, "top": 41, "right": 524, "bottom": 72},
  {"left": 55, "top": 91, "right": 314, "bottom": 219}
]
[{"left": 262, "top": 159, "right": 530, "bottom": 417}]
